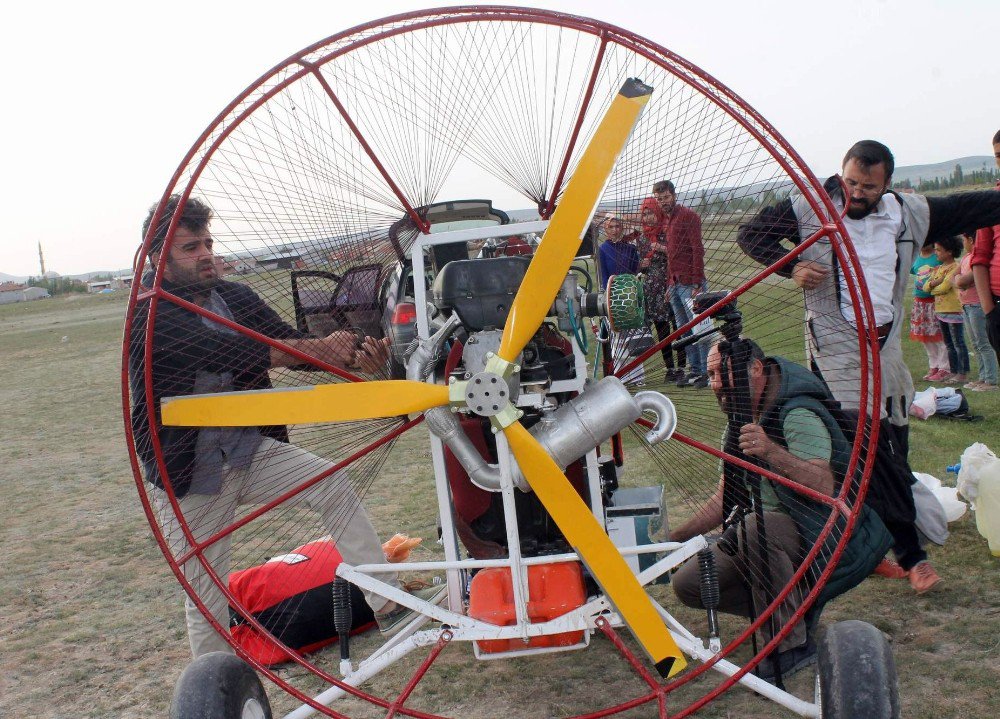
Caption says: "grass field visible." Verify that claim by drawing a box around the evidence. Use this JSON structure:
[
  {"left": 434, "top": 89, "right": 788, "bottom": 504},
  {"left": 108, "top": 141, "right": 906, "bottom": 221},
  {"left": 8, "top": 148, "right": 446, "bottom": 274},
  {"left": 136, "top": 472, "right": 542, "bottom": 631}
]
[{"left": 1, "top": 289, "right": 999, "bottom": 719}]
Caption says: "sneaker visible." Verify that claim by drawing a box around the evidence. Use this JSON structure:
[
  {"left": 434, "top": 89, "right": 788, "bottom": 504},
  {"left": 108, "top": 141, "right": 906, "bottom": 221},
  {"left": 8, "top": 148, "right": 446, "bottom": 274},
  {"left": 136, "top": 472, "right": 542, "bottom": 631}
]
[
  {"left": 964, "top": 380, "right": 985, "bottom": 390},
  {"left": 664, "top": 368, "right": 684, "bottom": 382},
  {"left": 951, "top": 374, "right": 968, "bottom": 384},
  {"left": 757, "top": 638, "right": 818, "bottom": 683},
  {"left": 872, "top": 557, "right": 908, "bottom": 580},
  {"left": 689, "top": 373, "right": 709, "bottom": 389},
  {"left": 922, "top": 370, "right": 936, "bottom": 380},
  {"left": 934, "top": 372, "right": 956, "bottom": 383},
  {"left": 974, "top": 382, "right": 998, "bottom": 392},
  {"left": 375, "top": 584, "right": 448, "bottom": 637},
  {"left": 926, "top": 368, "right": 948, "bottom": 381},
  {"left": 676, "top": 371, "right": 698, "bottom": 388},
  {"left": 907, "top": 561, "right": 942, "bottom": 594}
]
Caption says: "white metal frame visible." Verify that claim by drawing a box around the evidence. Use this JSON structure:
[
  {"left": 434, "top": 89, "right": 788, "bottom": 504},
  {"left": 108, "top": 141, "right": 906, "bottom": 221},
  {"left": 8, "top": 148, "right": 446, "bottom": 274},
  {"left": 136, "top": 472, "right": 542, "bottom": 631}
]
[{"left": 280, "top": 220, "right": 822, "bottom": 719}]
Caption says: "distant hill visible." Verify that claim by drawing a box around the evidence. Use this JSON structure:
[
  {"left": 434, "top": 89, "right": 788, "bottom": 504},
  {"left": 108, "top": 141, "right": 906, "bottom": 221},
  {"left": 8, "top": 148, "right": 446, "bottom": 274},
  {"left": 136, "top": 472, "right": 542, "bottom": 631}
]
[{"left": 891, "top": 156, "right": 994, "bottom": 185}]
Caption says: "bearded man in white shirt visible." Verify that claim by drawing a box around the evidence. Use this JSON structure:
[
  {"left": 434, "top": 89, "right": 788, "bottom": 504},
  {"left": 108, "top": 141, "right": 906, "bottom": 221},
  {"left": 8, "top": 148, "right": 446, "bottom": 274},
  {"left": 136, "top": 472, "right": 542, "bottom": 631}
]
[{"left": 737, "top": 140, "right": 1000, "bottom": 593}]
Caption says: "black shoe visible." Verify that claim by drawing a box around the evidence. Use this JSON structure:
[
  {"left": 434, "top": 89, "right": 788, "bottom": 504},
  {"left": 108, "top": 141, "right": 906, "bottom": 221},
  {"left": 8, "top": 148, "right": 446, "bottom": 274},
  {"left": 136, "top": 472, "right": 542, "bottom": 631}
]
[
  {"left": 756, "top": 639, "right": 817, "bottom": 683},
  {"left": 664, "top": 368, "right": 684, "bottom": 382},
  {"left": 676, "top": 371, "right": 697, "bottom": 388},
  {"left": 689, "top": 373, "right": 709, "bottom": 389}
]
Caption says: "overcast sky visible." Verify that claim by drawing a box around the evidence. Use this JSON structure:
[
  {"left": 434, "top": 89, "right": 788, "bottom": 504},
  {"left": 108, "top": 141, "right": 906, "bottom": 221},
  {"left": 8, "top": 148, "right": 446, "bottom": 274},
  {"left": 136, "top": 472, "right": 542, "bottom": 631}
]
[{"left": 2, "top": 0, "right": 997, "bottom": 277}]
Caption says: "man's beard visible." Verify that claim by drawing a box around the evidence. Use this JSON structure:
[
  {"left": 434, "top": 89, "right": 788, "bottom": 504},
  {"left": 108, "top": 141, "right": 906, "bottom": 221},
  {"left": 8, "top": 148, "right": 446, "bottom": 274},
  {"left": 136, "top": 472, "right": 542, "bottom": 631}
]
[
  {"left": 846, "top": 196, "right": 878, "bottom": 220},
  {"left": 170, "top": 261, "right": 219, "bottom": 293}
]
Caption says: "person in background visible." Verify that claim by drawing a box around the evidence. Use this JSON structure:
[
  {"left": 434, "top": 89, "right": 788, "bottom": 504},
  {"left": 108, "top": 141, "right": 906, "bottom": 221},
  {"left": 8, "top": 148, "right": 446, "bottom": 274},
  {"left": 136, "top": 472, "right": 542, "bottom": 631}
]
[
  {"left": 737, "top": 140, "right": 1000, "bottom": 593},
  {"left": 971, "top": 129, "right": 1000, "bottom": 359},
  {"left": 926, "top": 235, "right": 969, "bottom": 385},
  {"left": 956, "top": 232, "right": 998, "bottom": 391},
  {"left": 637, "top": 197, "right": 686, "bottom": 381},
  {"left": 597, "top": 214, "right": 644, "bottom": 384},
  {"left": 653, "top": 179, "right": 709, "bottom": 389},
  {"left": 597, "top": 214, "right": 638, "bottom": 284},
  {"left": 910, "top": 236, "right": 949, "bottom": 381}
]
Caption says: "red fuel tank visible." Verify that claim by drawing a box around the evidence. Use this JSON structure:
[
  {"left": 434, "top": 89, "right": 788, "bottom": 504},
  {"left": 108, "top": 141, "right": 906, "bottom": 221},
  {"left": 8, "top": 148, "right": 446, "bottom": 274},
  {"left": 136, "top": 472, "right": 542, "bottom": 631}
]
[{"left": 468, "top": 561, "right": 587, "bottom": 654}]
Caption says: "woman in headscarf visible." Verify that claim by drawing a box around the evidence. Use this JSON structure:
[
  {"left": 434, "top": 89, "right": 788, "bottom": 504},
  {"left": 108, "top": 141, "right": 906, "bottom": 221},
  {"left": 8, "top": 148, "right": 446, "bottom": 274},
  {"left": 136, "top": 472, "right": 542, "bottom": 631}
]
[{"left": 637, "top": 197, "right": 685, "bottom": 379}]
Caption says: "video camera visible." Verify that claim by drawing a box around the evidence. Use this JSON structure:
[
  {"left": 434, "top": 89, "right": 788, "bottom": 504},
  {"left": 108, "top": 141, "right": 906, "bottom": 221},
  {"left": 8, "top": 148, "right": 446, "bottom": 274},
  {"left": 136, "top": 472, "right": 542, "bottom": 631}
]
[{"left": 692, "top": 290, "right": 740, "bottom": 323}]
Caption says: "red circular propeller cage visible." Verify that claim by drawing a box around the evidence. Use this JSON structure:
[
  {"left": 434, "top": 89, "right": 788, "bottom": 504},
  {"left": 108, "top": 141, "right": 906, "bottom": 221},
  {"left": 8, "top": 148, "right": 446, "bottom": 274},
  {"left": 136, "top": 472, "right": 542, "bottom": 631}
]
[{"left": 122, "top": 7, "right": 882, "bottom": 717}]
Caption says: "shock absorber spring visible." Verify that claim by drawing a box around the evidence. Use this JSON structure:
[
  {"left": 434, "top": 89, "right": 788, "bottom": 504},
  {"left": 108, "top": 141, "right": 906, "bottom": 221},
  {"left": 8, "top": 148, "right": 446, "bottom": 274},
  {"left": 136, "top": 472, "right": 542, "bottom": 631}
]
[
  {"left": 698, "top": 546, "right": 721, "bottom": 650},
  {"left": 332, "top": 577, "right": 353, "bottom": 674}
]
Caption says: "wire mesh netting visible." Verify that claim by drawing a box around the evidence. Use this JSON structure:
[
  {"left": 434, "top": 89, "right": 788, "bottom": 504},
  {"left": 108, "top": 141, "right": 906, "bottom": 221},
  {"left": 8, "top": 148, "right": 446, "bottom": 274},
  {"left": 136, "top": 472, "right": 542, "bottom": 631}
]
[{"left": 123, "top": 8, "right": 883, "bottom": 718}]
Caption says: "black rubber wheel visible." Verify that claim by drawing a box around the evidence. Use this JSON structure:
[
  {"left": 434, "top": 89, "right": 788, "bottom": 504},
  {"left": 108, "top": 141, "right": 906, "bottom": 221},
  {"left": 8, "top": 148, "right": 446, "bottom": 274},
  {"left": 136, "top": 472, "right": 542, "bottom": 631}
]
[
  {"left": 170, "top": 652, "right": 272, "bottom": 719},
  {"left": 817, "top": 620, "right": 900, "bottom": 719}
]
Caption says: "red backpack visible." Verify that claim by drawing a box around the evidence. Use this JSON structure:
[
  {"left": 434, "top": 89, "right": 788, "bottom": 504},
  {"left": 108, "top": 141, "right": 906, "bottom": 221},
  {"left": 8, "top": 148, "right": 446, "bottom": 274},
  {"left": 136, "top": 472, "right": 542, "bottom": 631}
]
[{"left": 228, "top": 539, "right": 375, "bottom": 666}]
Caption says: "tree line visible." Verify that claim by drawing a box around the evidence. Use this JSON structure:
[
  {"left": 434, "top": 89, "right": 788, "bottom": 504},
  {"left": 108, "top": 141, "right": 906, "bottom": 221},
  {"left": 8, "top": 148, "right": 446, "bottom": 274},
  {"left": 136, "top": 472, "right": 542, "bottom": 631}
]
[
  {"left": 892, "top": 163, "right": 1000, "bottom": 193},
  {"left": 26, "top": 276, "right": 88, "bottom": 295}
]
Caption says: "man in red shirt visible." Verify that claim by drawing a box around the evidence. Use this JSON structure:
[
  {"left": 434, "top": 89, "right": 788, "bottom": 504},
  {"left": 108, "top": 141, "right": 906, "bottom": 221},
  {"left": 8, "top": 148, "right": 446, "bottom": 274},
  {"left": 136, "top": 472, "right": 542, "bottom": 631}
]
[
  {"left": 971, "top": 129, "right": 1000, "bottom": 356},
  {"left": 653, "top": 180, "right": 709, "bottom": 388}
]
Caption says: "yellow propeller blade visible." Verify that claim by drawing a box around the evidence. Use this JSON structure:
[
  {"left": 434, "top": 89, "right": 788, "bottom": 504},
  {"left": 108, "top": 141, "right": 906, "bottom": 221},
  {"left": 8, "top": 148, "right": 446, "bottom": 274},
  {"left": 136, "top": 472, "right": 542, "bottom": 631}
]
[
  {"left": 160, "top": 380, "right": 449, "bottom": 427},
  {"left": 498, "top": 79, "right": 652, "bottom": 363},
  {"left": 503, "top": 421, "right": 686, "bottom": 677}
]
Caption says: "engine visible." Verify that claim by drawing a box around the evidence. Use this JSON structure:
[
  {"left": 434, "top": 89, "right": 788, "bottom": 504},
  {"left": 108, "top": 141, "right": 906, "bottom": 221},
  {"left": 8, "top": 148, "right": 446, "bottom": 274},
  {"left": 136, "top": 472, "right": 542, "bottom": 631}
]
[{"left": 420, "top": 256, "right": 672, "bottom": 560}]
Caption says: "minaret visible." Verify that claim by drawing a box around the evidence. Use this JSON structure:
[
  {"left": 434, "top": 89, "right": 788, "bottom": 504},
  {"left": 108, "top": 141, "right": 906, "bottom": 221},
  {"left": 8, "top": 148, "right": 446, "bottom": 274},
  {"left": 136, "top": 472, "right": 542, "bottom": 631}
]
[{"left": 38, "top": 242, "right": 46, "bottom": 276}]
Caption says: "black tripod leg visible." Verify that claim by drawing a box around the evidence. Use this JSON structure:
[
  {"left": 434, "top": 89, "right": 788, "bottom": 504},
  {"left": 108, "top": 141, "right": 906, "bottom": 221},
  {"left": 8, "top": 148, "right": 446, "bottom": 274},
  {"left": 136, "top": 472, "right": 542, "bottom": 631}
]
[{"left": 720, "top": 338, "right": 782, "bottom": 686}]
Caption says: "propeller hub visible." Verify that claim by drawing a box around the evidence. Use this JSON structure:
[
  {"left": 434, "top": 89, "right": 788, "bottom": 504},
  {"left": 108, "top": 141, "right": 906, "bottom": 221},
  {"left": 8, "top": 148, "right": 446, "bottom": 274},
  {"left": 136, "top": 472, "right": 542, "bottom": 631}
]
[{"left": 464, "top": 371, "right": 512, "bottom": 418}]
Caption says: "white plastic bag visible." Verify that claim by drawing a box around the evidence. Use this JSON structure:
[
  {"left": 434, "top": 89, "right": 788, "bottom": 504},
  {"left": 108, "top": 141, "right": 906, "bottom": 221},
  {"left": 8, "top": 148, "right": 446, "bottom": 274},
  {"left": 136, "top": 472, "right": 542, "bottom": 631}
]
[
  {"left": 956, "top": 443, "right": 1000, "bottom": 508},
  {"left": 909, "top": 387, "right": 937, "bottom": 420},
  {"left": 913, "top": 472, "right": 968, "bottom": 523},
  {"left": 935, "top": 487, "right": 969, "bottom": 523},
  {"left": 956, "top": 443, "right": 1000, "bottom": 557}
]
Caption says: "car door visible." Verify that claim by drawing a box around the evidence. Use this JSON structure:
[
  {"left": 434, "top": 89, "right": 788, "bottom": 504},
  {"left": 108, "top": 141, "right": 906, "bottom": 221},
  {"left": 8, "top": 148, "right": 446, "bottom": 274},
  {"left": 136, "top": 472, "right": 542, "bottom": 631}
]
[{"left": 291, "top": 264, "right": 384, "bottom": 340}]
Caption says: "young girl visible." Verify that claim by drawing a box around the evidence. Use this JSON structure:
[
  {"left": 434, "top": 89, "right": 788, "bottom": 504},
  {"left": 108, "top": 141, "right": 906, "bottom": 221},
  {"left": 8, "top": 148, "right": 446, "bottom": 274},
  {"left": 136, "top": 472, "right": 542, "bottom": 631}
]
[
  {"left": 910, "top": 236, "right": 948, "bottom": 380},
  {"left": 926, "top": 235, "right": 970, "bottom": 384},
  {"left": 956, "top": 232, "right": 999, "bottom": 391}
]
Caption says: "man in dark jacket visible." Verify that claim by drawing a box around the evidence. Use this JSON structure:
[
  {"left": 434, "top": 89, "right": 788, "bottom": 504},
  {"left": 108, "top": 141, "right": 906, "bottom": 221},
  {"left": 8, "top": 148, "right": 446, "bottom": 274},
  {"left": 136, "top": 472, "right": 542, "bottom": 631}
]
[
  {"left": 736, "top": 140, "right": 1000, "bottom": 593},
  {"left": 129, "top": 195, "right": 442, "bottom": 657},
  {"left": 671, "top": 341, "right": 891, "bottom": 682}
]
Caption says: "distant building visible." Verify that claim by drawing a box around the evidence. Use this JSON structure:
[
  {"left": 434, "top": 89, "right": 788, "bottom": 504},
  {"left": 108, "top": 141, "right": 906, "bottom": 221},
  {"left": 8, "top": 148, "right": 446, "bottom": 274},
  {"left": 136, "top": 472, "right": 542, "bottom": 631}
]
[
  {"left": 87, "top": 280, "right": 112, "bottom": 293},
  {"left": 0, "top": 284, "right": 49, "bottom": 304},
  {"left": 256, "top": 251, "right": 303, "bottom": 270},
  {"left": 221, "top": 257, "right": 256, "bottom": 275},
  {"left": 22, "top": 286, "right": 49, "bottom": 301},
  {"left": 112, "top": 275, "right": 133, "bottom": 290}
]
